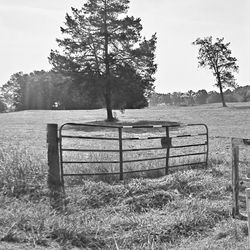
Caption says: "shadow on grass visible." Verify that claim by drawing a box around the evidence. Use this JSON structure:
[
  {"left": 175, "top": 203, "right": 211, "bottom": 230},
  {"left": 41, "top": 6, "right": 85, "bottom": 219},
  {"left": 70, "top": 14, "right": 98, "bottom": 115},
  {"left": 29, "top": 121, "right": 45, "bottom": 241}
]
[
  {"left": 64, "top": 162, "right": 208, "bottom": 187},
  {"left": 229, "top": 105, "right": 250, "bottom": 110}
]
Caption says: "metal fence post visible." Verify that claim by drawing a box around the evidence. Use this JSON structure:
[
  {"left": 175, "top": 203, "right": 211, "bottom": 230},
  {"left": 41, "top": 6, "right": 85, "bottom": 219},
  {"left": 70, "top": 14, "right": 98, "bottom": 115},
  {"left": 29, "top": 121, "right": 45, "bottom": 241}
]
[
  {"left": 232, "top": 138, "right": 240, "bottom": 218},
  {"left": 165, "top": 127, "right": 170, "bottom": 175},
  {"left": 118, "top": 127, "right": 123, "bottom": 180},
  {"left": 47, "top": 124, "right": 63, "bottom": 210}
]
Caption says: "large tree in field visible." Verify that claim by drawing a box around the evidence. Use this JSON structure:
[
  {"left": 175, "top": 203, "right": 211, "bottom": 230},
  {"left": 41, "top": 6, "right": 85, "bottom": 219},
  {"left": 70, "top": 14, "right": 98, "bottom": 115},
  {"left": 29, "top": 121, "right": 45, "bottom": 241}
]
[
  {"left": 49, "top": 0, "right": 157, "bottom": 121},
  {"left": 193, "top": 37, "right": 238, "bottom": 107}
]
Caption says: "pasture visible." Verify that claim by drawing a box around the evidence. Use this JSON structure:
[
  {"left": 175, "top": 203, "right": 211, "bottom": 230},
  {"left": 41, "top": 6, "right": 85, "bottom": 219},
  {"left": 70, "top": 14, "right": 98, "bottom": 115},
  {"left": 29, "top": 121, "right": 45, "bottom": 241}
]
[{"left": 1, "top": 102, "right": 250, "bottom": 249}]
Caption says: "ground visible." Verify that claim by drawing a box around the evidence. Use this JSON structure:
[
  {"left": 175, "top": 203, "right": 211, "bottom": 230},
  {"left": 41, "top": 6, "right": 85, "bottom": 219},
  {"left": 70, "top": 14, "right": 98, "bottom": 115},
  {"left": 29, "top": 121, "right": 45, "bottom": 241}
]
[{"left": 0, "top": 102, "right": 250, "bottom": 249}]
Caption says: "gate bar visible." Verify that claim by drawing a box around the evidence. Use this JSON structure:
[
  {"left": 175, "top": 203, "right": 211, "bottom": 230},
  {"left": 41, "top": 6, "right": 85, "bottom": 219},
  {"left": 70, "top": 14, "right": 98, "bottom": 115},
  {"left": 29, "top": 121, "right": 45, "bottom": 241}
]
[
  {"left": 118, "top": 127, "right": 123, "bottom": 180},
  {"left": 61, "top": 135, "right": 119, "bottom": 140},
  {"left": 165, "top": 127, "right": 170, "bottom": 175}
]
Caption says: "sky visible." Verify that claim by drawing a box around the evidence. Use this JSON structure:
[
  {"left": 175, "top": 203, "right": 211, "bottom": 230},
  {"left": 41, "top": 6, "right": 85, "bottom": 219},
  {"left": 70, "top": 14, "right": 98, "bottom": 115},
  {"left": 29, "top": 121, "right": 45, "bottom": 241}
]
[{"left": 0, "top": 0, "right": 249, "bottom": 93}]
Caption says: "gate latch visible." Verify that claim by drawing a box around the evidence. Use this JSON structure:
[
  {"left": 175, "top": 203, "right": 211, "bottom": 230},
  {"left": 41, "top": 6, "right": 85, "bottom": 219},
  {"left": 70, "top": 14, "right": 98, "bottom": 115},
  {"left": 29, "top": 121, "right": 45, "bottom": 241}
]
[
  {"left": 161, "top": 137, "right": 172, "bottom": 148},
  {"left": 243, "top": 139, "right": 250, "bottom": 145}
]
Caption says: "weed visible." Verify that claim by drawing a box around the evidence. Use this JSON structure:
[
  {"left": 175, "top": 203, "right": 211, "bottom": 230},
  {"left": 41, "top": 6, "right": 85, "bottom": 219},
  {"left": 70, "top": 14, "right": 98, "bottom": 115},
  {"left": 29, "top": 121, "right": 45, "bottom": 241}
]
[{"left": 124, "top": 190, "right": 175, "bottom": 213}]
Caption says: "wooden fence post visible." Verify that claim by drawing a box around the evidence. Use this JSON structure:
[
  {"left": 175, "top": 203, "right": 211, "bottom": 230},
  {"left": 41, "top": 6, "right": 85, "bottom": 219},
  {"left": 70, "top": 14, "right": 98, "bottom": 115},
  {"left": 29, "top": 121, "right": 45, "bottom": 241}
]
[
  {"left": 47, "top": 124, "right": 63, "bottom": 210},
  {"left": 232, "top": 138, "right": 240, "bottom": 218},
  {"left": 246, "top": 188, "right": 250, "bottom": 246},
  {"left": 165, "top": 127, "right": 170, "bottom": 175}
]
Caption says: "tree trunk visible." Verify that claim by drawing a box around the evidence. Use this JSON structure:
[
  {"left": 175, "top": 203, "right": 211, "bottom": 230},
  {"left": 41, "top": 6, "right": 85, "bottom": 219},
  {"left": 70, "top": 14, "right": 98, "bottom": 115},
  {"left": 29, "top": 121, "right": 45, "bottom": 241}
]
[
  {"left": 104, "top": 0, "right": 114, "bottom": 122},
  {"left": 106, "top": 107, "right": 113, "bottom": 121},
  {"left": 219, "top": 85, "right": 227, "bottom": 107},
  {"left": 217, "top": 73, "right": 227, "bottom": 107},
  {"left": 105, "top": 82, "right": 114, "bottom": 121}
]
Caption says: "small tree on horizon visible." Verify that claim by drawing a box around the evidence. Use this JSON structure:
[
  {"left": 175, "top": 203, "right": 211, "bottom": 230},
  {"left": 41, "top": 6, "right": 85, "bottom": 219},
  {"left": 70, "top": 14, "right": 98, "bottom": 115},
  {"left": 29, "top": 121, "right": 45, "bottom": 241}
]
[
  {"left": 49, "top": 0, "right": 157, "bottom": 121},
  {"left": 193, "top": 36, "right": 239, "bottom": 107}
]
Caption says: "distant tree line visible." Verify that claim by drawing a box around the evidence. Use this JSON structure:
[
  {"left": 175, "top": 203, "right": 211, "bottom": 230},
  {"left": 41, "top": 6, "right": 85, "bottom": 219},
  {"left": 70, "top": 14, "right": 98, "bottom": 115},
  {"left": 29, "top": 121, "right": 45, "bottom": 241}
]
[
  {"left": 150, "top": 86, "right": 250, "bottom": 107},
  {"left": 1, "top": 70, "right": 250, "bottom": 112},
  {"left": 0, "top": 70, "right": 151, "bottom": 112}
]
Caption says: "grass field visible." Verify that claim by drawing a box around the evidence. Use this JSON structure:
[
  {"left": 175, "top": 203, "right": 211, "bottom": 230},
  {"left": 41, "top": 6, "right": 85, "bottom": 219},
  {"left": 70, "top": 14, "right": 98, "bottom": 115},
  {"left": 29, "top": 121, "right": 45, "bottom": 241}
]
[{"left": 1, "top": 102, "right": 250, "bottom": 249}]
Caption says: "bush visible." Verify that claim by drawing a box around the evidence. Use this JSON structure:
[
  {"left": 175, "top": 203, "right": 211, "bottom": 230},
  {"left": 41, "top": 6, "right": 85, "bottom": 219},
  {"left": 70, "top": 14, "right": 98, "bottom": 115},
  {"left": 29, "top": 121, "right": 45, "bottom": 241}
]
[
  {"left": 207, "top": 93, "right": 221, "bottom": 103},
  {"left": 224, "top": 93, "right": 241, "bottom": 102}
]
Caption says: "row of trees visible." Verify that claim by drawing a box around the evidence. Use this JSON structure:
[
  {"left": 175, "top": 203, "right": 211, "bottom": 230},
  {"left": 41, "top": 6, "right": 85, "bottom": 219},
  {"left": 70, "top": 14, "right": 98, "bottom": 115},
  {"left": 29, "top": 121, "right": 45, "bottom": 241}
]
[
  {"left": 150, "top": 90, "right": 208, "bottom": 106},
  {"left": 1, "top": 76, "right": 249, "bottom": 112},
  {"left": 0, "top": 70, "right": 151, "bottom": 111},
  {"left": 150, "top": 86, "right": 250, "bottom": 106}
]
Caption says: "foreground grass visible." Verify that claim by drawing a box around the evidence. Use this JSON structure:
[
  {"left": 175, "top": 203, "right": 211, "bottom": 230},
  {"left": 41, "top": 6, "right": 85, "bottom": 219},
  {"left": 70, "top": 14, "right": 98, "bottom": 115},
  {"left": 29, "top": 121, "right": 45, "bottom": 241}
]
[
  {"left": 0, "top": 172, "right": 231, "bottom": 249},
  {"left": 0, "top": 144, "right": 247, "bottom": 249}
]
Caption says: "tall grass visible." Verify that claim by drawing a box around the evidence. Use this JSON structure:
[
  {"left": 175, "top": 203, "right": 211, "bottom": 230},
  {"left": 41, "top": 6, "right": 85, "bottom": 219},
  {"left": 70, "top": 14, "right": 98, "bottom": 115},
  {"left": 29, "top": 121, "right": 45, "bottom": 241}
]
[
  {"left": 0, "top": 148, "right": 234, "bottom": 249},
  {"left": 0, "top": 144, "right": 46, "bottom": 197}
]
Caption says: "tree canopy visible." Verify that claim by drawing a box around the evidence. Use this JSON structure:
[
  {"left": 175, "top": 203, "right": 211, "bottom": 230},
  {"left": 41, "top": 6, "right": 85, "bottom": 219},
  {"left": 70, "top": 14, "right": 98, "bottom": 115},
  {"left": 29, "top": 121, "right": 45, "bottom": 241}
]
[
  {"left": 193, "top": 36, "right": 239, "bottom": 107},
  {"left": 0, "top": 70, "right": 149, "bottom": 111},
  {"left": 49, "top": 0, "right": 157, "bottom": 121},
  {"left": 0, "top": 71, "right": 66, "bottom": 111}
]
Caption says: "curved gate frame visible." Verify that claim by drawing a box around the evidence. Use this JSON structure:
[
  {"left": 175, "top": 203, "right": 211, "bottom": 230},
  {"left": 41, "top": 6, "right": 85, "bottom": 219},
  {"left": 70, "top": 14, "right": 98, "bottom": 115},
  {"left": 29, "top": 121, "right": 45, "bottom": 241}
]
[{"left": 58, "top": 122, "right": 208, "bottom": 187}]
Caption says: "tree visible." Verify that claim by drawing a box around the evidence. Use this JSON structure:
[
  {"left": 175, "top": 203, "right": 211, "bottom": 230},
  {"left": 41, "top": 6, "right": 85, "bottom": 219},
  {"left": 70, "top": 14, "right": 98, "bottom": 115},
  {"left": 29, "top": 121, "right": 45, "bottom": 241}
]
[
  {"left": 0, "top": 92, "right": 6, "bottom": 112},
  {"left": 185, "top": 90, "right": 195, "bottom": 105},
  {"left": 194, "top": 89, "right": 208, "bottom": 104},
  {"left": 207, "top": 91, "right": 221, "bottom": 104},
  {"left": 1, "top": 71, "right": 71, "bottom": 111},
  {"left": 193, "top": 37, "right": 239, "bottom": 107},
  {"left": 162, "top": 93, "right": 172, "bottom": 105},
  {"left": 171, "top": 92, "right": 182, "bottom": 105},
  {"left": 111, "top": 63, "right": 154, "bottom": 109},
  {"left": 235, "top": 86, "right": 250, "bottom": 102},
  {"left": 1, "top": 72, "right": 28, "bottom": 110},
  {"left": 49, "top": 0, "right": 157, "bottom": 121}
]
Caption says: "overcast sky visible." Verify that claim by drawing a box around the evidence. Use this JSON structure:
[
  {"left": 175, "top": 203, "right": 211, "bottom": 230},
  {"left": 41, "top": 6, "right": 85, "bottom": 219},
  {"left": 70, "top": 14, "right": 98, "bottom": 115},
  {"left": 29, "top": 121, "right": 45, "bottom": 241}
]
[{"left": 0, "top": 0, "right": 249, "bottom": 93}]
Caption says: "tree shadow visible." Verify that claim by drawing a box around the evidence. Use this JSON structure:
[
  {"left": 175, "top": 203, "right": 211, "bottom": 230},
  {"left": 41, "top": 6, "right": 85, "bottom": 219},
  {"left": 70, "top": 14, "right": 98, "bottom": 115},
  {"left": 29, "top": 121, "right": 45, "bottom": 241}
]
[{"left": 63, "top": 120, "right": 179, "bottom": 133}]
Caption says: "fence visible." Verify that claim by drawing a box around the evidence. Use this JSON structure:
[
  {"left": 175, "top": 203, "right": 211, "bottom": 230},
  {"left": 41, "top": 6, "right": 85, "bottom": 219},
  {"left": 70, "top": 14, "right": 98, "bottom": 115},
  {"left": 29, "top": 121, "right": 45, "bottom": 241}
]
[
  {"left": 47, "top": 122, "right": 208, "bottom": 201},
  {"left": 60, "top": 123, "right": 208, "bottom": 185},
  {"left": 232, "top": 137, "right": 250, "bottom": 219}
]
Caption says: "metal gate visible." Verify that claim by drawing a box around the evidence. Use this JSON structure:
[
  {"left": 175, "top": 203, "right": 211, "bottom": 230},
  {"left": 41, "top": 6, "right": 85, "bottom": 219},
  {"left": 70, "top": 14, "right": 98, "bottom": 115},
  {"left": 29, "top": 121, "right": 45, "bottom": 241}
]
[{"left": 59, "top": 123, "right": 208, "bottom": 186}]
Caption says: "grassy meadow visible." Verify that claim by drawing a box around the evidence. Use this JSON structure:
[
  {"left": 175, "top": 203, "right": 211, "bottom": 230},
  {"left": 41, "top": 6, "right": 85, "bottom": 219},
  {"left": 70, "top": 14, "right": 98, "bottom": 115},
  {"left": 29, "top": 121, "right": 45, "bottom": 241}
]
[{"left": 1, "top": 102, "right": 250, "bottom": 249}]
